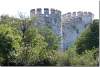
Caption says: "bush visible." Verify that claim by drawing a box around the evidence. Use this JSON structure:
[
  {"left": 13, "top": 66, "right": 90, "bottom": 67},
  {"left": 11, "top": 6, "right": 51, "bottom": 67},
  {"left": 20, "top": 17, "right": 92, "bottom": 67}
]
[
  {"left": 38, "top": 26, "right": 60, "bottom": 50},
  {"left": 0, "top": 57, "right": 5, "bottom": 65},
  {"left": 14, "top": 27, "right": 48, "bottom": 65},
  {"left": 75, "top": 19, "right": 99, "bottom": 54},
  {"left": 36, "top": 50, "right": 59, "bottom": 66},
  {"left": 56, "top": 45, "right": 99, "bottom": 66},
  {"left": 0, "top": 24, "right": 22, "bottom": 65},
  {"left": 56, "top": 46, "right": 78, "bottom": 66},
  {"left": 74, "top": 49, "right": 98, "bottom": 66}
]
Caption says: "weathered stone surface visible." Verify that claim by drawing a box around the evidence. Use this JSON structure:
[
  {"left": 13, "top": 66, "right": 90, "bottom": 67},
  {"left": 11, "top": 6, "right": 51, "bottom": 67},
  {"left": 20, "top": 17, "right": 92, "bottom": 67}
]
[{"left": 30, "top": 8, "right": 93, "bottom": 51}]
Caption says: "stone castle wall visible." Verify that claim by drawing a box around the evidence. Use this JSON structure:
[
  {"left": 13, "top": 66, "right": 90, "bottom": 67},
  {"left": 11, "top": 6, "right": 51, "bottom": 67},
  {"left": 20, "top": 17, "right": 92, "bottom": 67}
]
[
  {"left": 62, "top": 11, "right": 93, "bottom": 50},
  {"left": 30, "top": 8, "right": 94, "bottom": 51},
  {"left": 30, "top": 8, "right": 61, "bottom": 35},
  {"left": 30, "top": 8, "right": 61, "bottom": 17}
]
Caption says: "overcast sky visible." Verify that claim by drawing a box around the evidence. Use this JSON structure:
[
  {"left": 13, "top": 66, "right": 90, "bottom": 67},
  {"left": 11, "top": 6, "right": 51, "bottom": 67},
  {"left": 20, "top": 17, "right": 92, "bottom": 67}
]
[{"left": 0, "top": 0, "right": 99, "bottom": 19}]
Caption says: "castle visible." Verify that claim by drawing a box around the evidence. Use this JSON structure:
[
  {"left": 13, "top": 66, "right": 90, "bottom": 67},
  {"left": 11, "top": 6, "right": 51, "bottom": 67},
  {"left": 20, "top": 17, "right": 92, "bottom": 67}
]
[{"left": 30, "top": 8, "right": 94, "bottom": 51}]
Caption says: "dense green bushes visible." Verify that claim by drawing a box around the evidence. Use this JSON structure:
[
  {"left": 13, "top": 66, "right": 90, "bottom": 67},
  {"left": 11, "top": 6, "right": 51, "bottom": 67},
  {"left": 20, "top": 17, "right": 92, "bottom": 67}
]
[
  {"left": 0, "top": 20, "right": 60, "bottom": 66},
  {"left": 0, "top": 24, "right": 22, "bottom": 65},
  {"left": 65, "top": 47, "right": 98, "bottom": 66},
  {"left": 0, "top": 15, "right": 99, "bottom": 66},
  {"left": 74, "top": 19, "right": 99, "bottom": 54},
  {"left": 61, "top": 19, "right": 99, "bottom": 66},
  {"left": 56, "top": 19, "right": 99, "bottom": 66}
]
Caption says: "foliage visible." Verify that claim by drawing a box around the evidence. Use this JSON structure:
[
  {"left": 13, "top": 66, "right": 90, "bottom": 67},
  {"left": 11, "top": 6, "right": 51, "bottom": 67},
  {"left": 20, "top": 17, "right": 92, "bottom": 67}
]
[
  {"left": 61, "top": 19, "right": 99, "bottom": 66},
  {"left": 38, "top": 26, "right": 60, "bottom": 50},
  {"left": 76, "top": 49, "right": 98, "bottom": 66},
  {"left": 57, "top": 46, "right": 98, "bottom": 66},
  {"left": 33, "top": 26, "right": 61, "bottom": 65},
  {"left": 14, "top": 26, "right": 48, "bottom": 65},
  {"left": 0, "top": 57, "right": 4, "bottom": 65},
  {"left": 27, "top": 27, "right": 60, "bottom": 65},
  {"left": 14, "top": 26, "right": 60, "bottom": 65},
  {"left": 0, "top": 24, "right": 22, "bottom": 65},
  {"left": 0, "top": 15, "right": 99, "bottom": 66},
  {"left": 74, "top": 19, "right": 99, "bottom": 54},
  {"left": 36, "top": 49, "right": 59, "bottom": 66},
  {"left": 59, "top": 19, "right": 99, "bottom": 66}
]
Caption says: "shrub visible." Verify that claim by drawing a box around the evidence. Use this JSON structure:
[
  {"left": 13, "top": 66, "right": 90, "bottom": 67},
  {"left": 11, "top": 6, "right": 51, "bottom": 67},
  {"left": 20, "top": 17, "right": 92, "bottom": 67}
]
[
  {"left": 64, "top": 47, "right": 98, "bottom": 66},
  {"left": 75, "top": 49, "right": 99, "bottom": 66},
  {"left": 0, "top": 24, "right": 22, "bottom": 65},
  {"left": 75, "top": 20, "right": 99, "bottom": 54}
]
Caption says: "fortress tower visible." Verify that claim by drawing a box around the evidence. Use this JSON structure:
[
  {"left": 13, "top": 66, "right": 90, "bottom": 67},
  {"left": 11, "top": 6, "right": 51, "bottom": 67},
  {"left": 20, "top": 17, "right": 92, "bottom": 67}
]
[
  {"left": 30, "top": 8, "right": 61, "bottom": 35},
  {"left": 30, "top": 8, "right": 94, "bottom": 51},
  {"left": 62, "top": 11, "right": 94, "bottom": 50},
  {"left": 30, "top": 8, "right": 63, "bottom": 51}
]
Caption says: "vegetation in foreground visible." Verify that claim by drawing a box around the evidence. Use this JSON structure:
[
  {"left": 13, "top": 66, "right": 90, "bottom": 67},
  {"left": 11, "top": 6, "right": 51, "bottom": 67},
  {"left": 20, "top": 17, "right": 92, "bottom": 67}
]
[{"left": 0, "top": 15, "right": 99, "bottom": 66}]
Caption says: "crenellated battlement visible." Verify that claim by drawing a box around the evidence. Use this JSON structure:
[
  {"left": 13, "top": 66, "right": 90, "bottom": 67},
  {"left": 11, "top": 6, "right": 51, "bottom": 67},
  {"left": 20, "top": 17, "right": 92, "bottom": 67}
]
[
  {"left": 30, "top": 8, "right": 94, "bottom": 51},
  {"left": 62, "top": 11, "right": 93, "bottom": 18},
  {"left": 30, "top": 8, "right": 93, "bottom": 19},
  {"left": 30, "top": 8, "right": 61, "bottom": 17}
]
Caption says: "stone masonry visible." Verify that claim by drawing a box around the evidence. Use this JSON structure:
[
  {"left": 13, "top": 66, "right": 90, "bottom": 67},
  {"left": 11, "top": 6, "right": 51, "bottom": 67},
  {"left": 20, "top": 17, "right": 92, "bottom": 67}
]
[{"left": 30, "top": 8, "right": 94, "bottom": 51}]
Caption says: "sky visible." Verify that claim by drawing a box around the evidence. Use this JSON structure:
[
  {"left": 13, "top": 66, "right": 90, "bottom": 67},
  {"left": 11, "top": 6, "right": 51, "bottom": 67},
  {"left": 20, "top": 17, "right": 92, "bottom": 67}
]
[{"left": 0, "top": 0, "right": 99, "bottom": 19}]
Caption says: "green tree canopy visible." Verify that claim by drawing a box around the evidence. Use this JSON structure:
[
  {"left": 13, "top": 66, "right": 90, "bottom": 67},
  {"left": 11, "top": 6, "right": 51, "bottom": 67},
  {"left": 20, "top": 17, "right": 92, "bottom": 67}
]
[
  {"left": 74, "top": 19, "right": 99, "bottom": 54},
  {"left": 0, "top": 24, "right": 22, "bottom": 65}
]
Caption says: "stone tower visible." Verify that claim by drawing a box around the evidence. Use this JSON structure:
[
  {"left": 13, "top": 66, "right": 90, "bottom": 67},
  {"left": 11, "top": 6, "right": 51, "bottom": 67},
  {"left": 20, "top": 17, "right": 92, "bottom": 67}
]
[
  {"left": 30, "top": 8, "right": 63, "bottom": 50},
  {"left": 30, "top": 8, "right": 94, "bottom": 51},
  {"left": 62, "top": 11, "right": 94, "bottom": 50},
  {"left": 30, "top": 8, "right": 61, "bottom": 35}
]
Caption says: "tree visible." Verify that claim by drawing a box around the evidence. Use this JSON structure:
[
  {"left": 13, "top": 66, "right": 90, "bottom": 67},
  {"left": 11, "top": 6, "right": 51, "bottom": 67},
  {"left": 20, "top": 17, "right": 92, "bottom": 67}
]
[
  {"left": 38, "top": 26, "right": 60, "bottom": 50},
  {"left": 14, "top": 27, "right": 48, "bottom": 65},
  {"left": 74, "top": 19, "right": 99, "bottom": 54},
  {"left": 15, "top": 26, "right": 60, "bottom": 66},
  {"left": 32, "top": 26, "right": 61, "bottom": 66},
  {"left": 65, "top": 47, "right": 98, "bottom": 66},
  {"left": 0, "top": 24, "right": 22, "bottom": 65},
  {"left": 57, "top": 19, "right": 99, "bottom": 66},
  {"left": 0, "top": 14, "right": 61, "bottom": 66}
]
